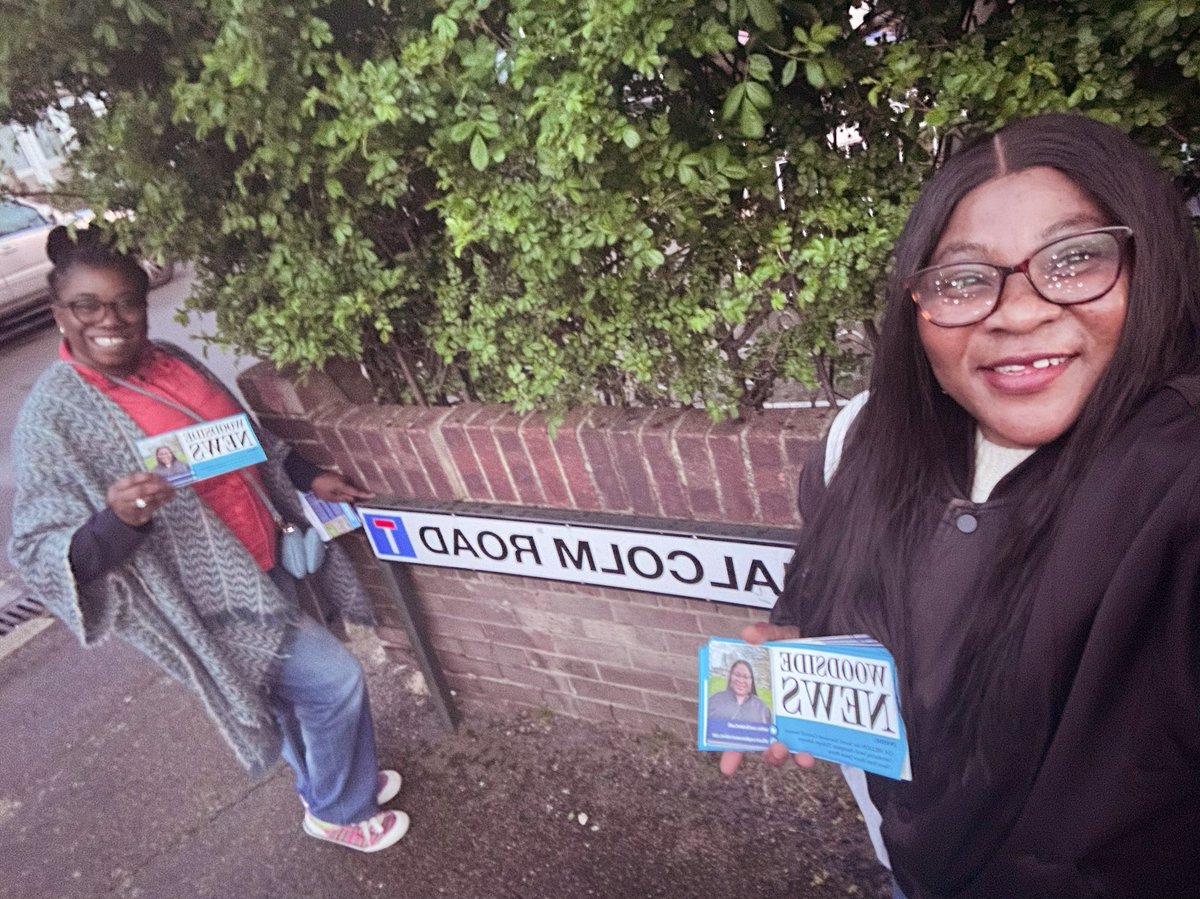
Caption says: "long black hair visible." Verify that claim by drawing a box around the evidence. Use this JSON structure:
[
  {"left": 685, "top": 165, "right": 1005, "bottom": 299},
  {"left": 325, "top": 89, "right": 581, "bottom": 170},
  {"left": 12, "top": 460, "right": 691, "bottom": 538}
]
[
  {"left": 46, "top": 225, "right": 149, "bottom": 301},
  {"left": 778, "top": 113, "right": 1200, "bottom": 738}
]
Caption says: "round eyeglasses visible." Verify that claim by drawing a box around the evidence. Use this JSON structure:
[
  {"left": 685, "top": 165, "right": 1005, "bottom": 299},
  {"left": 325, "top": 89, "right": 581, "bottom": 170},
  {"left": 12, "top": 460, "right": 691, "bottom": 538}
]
[
  {"left": 907, "top": 226, "right": 1133, "bottom": 328},
  {"left": 58, "top": 296, "right": 149, "bottom": 325}
]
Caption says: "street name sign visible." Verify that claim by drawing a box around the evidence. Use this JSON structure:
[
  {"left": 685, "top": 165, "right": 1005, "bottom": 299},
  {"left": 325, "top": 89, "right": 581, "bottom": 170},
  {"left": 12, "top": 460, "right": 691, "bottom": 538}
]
[{"left": 358, "top": 500, "right": 797, "bottom": 609}]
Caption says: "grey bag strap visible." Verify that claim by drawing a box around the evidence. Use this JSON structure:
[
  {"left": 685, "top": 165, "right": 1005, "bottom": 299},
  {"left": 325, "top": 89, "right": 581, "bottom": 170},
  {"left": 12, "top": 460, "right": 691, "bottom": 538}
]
[{"left": 823, "top": 391, "right": 869, "bottom": 484}]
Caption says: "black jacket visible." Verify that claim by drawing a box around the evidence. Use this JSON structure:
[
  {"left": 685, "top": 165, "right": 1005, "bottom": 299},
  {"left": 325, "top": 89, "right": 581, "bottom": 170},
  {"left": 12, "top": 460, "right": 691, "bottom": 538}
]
[{"left": 773, "top": 380, "right": 1200, "bottom": 898}]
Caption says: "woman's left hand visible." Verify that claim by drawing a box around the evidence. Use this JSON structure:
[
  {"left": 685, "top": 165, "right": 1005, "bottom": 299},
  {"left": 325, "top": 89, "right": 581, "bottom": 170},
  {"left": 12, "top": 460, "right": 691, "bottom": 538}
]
[{"left": 309, "top": 471, "right": 374, "bottom": 503}]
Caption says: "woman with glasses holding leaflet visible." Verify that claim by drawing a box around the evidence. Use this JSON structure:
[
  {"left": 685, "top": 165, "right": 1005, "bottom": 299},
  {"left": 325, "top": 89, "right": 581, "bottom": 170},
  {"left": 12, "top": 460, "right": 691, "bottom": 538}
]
[
  {"left": 721, "top": 114, "right": 1200, "bottom": 897},
  {"left": 9, "top": 227, "right": 410, "bottom": 852}
]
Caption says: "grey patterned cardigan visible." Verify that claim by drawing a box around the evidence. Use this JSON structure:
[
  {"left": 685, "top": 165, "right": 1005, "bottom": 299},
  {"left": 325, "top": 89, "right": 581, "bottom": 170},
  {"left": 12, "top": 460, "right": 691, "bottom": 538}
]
[{"left": 7, "top": 342, "right": 375, "bottom": 777}]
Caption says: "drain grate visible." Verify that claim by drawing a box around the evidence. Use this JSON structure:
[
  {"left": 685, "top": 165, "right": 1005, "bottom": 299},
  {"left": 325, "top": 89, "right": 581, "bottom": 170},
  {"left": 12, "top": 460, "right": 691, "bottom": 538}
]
[{"left": 0, "top": 597, "right": 46, "bottom": 637}]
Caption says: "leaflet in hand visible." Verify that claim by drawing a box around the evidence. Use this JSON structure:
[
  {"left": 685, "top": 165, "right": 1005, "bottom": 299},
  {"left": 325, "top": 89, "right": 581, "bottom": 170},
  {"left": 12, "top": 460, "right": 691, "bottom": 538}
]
[
  {"left": 136, "top": 413, "right": 266, "bottom": 487},
  {"left": 298, "top": 490, "right": 362, "bottom": 542},
  {"left": 697, "top": 636, "right": 911, "bottom": 780}
]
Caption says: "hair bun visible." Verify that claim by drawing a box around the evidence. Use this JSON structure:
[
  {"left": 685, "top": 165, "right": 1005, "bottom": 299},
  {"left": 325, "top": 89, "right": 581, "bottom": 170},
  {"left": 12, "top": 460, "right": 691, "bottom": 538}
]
[
  {"left": 46, "top": 223, "right": 110, "bottom": 266},
  {"left": 45, "top": 225, "right": 75, "bottom": 265}
]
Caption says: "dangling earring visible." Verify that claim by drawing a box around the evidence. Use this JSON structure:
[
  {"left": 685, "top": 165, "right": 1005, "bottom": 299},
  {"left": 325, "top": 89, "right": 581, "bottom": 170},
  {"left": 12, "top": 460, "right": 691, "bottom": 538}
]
[{"left": 58, "top": 326, "right": 65, "bottom": 335}]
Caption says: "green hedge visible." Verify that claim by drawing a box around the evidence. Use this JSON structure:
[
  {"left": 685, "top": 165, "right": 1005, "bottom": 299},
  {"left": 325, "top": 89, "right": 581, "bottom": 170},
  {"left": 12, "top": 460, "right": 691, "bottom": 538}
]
[{"left": 2, "top": 0, "right": 1196, "bottom": 417}]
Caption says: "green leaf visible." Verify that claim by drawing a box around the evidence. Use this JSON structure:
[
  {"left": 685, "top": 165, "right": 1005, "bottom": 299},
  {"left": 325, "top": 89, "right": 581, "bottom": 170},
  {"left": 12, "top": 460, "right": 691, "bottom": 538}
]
[
  {"left": 431, "top": 13, "right": 459, "bottom": 40},
  {"left": 823, "top": 58, "right": 848, "bottom": 86},
  {"left": 813, "top": 23, "right": 841, "bottom": 45},
  {"left": 738, "top": 102, "right": 765, "bottom": 137},
  {"left": 744, "top": 81, "right": 772, "bottom": 109},
  {"left": 643, "top": 248, "right": 665, "bottom": 267},
  {"left": 470, "top": 133, "right": 489, "bottom": 170},
  {"left": 747, "top": 53, "right": 773, "bottom": 82},
  {"left": 781, "top": 58, "right": 798, "bottom": 86},
  {"left": 721, "top": 82, "right": 747, "bottom": 121},
  {"left": 621, "top": 125, "right": 641, "bottom": 148},
  {"left": 805, "top": 60, "right": 826, "bottom": 89},
  {"left": 449, "top": 121, "right": 475, "bottom": 142},
  {"left": 746, "top": 0, "right": 780, "bottom": 32}
]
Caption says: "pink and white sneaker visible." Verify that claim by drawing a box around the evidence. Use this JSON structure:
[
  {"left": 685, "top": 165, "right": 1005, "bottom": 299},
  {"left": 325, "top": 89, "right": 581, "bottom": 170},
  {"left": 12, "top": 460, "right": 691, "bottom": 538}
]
[
  {"left": 375, "top": 769, "right": 402, "bottom": 805},
  {"left": 303, "top": 808, "right": 410, "bottom": 852}
]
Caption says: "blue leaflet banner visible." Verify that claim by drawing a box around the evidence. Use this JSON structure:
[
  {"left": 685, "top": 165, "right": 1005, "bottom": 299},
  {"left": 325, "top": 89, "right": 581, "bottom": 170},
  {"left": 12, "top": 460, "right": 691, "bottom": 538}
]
[
  {"left": 697, "top": 636, "right": 911, "bottom": 781},
  {"left": 189, "top": 446, "right": 266, "bottom": 481}
]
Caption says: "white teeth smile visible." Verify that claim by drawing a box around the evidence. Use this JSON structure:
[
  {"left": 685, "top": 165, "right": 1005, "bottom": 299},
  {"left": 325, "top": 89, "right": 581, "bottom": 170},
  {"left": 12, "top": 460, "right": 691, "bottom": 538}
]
[
  {"left": 992, "top": 356, "right": 1068, "bottom": 374},
  {"left": 92, "top": 337, "right": 127, "bottom": 347}
]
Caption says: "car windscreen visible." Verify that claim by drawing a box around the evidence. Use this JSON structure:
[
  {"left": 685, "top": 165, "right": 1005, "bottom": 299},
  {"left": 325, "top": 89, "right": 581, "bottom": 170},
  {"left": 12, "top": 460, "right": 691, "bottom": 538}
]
[{"left": 0, "top": 201, "right": 47, "bottom": 236}]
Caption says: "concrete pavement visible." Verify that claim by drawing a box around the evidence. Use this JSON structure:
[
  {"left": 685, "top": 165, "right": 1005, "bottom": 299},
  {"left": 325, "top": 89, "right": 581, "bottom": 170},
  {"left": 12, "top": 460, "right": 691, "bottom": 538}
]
[
  {"left": 0, "top": 616, "right": 344, "bottom": 899},
  {"left": 0, "top": 606, "right": 476, "bottom": 899}
]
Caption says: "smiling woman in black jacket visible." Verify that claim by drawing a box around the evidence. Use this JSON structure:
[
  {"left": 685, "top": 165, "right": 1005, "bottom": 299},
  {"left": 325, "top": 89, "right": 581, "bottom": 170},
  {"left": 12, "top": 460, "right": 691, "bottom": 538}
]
[{"left": 722, "top": 113, "right": 1200, "bottom": 898}]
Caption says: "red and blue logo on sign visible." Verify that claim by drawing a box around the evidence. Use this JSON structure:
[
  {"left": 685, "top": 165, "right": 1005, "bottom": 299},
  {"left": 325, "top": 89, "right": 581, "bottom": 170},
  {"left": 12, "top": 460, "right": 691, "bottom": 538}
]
[{"left": 363, "top": 513, "right": 417, "bottom": 559}]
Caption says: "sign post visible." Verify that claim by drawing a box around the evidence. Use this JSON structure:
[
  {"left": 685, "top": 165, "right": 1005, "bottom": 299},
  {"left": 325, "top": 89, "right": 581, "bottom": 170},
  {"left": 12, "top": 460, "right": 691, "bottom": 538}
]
[{"left": 371, "top": 555, "right": 460, "bottom": 732}]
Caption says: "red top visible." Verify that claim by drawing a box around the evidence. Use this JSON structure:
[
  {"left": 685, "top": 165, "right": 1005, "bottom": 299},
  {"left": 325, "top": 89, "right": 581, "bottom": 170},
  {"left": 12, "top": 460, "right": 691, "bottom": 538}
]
[{"left": 61, "top": 342, "right": 278, "bottom": 569}]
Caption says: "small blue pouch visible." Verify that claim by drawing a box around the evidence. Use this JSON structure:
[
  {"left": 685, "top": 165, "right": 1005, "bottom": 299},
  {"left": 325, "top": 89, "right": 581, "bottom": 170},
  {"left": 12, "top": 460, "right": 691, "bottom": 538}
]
[
  {"left": 304, "top": 525, "right": 327, "bottom": 574},
  {"left": 281, "top": 525, "right": 326, "bottom": 578}
]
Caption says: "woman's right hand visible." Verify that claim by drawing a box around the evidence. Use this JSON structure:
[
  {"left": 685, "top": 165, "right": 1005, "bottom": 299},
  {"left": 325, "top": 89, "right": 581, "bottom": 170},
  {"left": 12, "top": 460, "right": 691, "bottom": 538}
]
[
  {"left": 108, "top": 472, "right": 176, "bottom": 527},
  {"left": 719, "top": 621, "right": 818, "bottom": 777}
]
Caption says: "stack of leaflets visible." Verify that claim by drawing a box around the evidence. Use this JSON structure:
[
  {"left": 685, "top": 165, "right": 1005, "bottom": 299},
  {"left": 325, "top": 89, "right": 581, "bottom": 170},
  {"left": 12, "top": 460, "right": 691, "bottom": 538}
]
[
  {"left": 136, "top": 413, "right": 265, "bottom": 487},
  {"left": 298, "top": 491, "right": 363, "bottom": 541},
  {"left": 697, "top": 635, "right": 911, "bottom": 780}
]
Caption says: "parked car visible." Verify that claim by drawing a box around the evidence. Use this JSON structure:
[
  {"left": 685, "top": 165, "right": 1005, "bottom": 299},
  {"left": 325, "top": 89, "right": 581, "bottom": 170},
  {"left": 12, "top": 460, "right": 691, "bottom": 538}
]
[
  {"left": 0, "top": 199, "right": 174, "bottom": 342},
  {"left": 0, "top": 199, "right": 59, "bottom": 340}
]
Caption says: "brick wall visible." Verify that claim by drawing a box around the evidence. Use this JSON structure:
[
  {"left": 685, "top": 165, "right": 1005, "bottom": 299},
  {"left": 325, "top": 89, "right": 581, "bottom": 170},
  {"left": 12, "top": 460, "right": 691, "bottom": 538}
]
[{"left": 239, "top": 362, "right": 830, "bottom": 738}]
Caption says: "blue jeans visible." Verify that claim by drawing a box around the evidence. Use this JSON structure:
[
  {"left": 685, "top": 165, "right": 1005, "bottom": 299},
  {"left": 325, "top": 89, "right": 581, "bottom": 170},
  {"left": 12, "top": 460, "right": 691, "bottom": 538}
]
[{"left": 267, "top": 568, "right": 380, "bottom": 825}]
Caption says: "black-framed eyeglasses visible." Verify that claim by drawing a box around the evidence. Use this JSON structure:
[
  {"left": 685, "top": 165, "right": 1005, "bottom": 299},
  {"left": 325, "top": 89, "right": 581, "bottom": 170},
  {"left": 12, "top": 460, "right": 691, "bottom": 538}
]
[
  {"left": 57, "top": 296, "right": 148, "bottom": 325},
  {"left": 907, "top": 226, "right": 1133, "bottom": 328}
]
